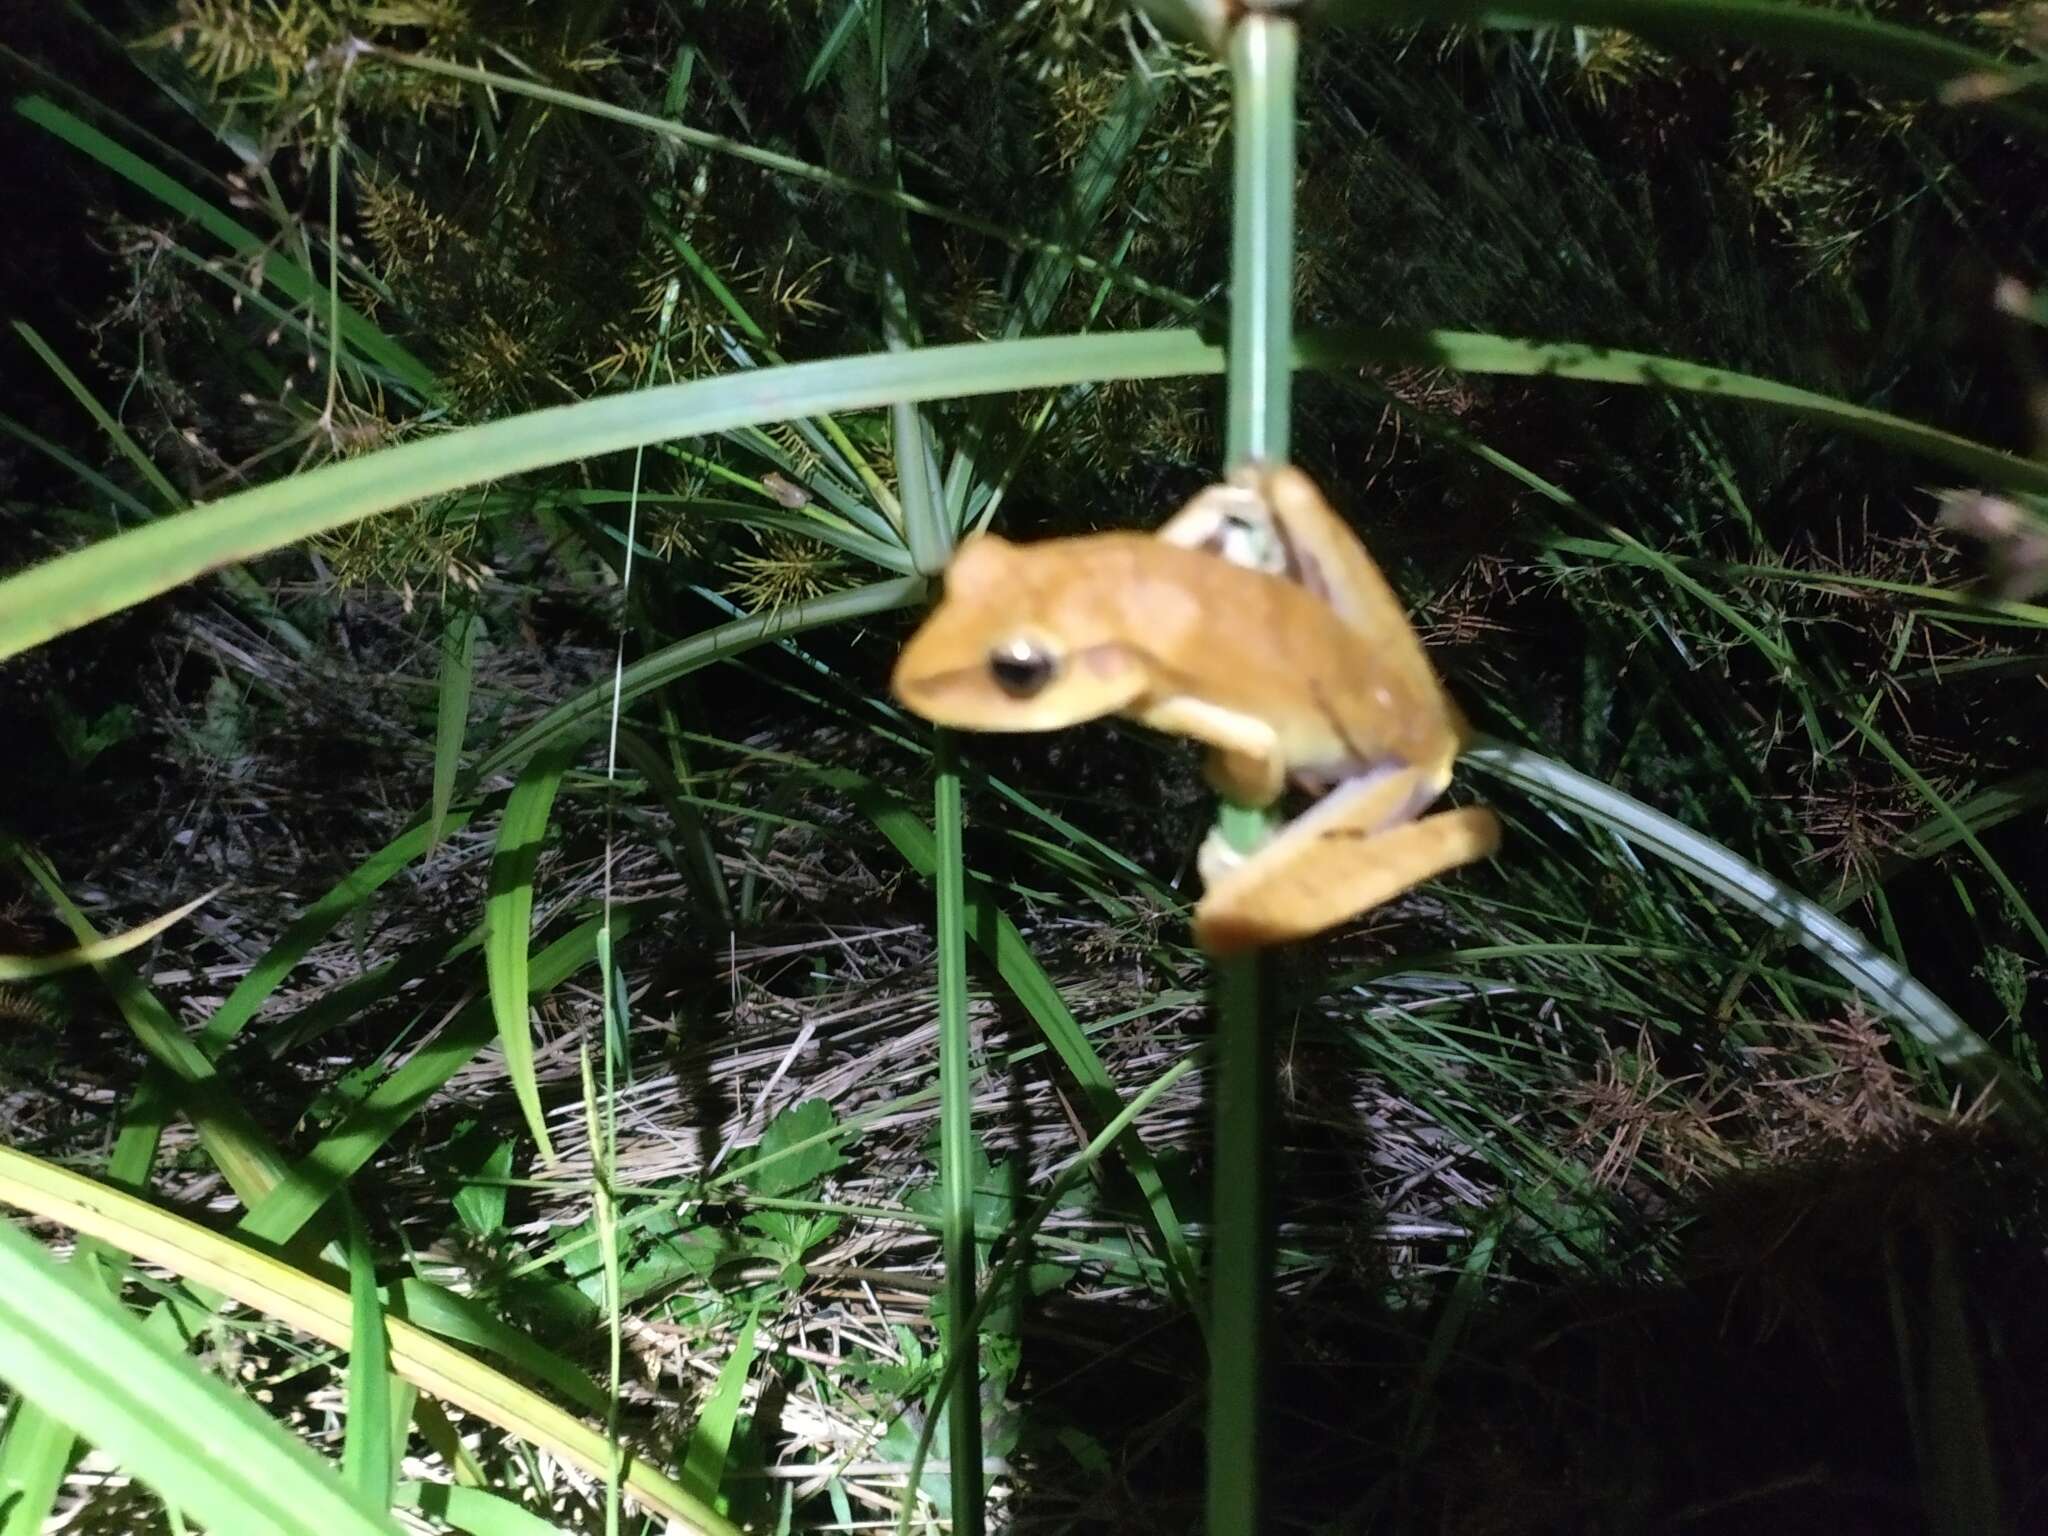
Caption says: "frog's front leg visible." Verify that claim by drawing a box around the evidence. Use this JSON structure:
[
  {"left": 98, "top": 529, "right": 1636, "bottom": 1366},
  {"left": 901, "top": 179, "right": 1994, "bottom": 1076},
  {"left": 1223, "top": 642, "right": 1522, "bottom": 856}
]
[{"left": 1193, "top": 764, "right": 1502, "bottom": 955}]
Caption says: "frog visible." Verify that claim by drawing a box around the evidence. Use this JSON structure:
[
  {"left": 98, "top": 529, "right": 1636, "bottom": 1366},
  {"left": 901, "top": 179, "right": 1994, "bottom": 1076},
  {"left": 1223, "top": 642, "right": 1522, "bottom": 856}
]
[{"left": 889, "top": 465, "right": 1499, "bottom": 952}]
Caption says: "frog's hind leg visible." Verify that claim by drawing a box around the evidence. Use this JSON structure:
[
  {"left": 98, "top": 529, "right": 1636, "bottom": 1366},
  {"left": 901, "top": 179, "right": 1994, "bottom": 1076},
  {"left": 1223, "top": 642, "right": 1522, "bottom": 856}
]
[{"left": 1193, "top": 767, "right": 1500, "bottom": 955}]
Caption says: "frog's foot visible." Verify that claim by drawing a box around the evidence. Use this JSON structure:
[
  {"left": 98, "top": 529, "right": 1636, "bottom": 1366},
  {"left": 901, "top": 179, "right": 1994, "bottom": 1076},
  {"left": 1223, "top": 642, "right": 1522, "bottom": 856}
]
[{"left": 1193, "top": 767, "right": 1500, "bottom": 955}]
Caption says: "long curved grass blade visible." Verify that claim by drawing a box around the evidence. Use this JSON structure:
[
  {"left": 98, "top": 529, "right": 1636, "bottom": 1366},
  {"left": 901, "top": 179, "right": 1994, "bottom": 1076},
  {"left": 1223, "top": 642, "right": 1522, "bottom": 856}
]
[
  {"left": 9, "top": 320, "right": 312, "bottom": 654},
  {"left": 1301, "top": 327, "right": 2048, "bottom": 495},
  {"left": 1555, "top": 523, "right": 2048, "bottom": 957},
  {"left": 11, "top": 320, "right": 182, "bottom": 510},
  {"left": 0, "top": 888, "right": 216, "bottom": 981},
  {"left": 1322, "top": 0, "right": 2048, "bottom": 133},
  {"left": 486, "top": 745, "right": 576, "bottom": 1165},
  {"left": 1465, "top": 738, "right": 2048, "bottom": 1133},
  {"left": 0, "top": 1077, "right": 174, "bottom": 1536},
  {"left": 0, "top": 332, "right": 1177, "bottom": 662},
  {"left": 0, "top": 410, "right": 160, "bottom": 523},
  {"left": 0, "top": 1220, "right": 404, "bottom": 1536},
  {"left": 0, "top": 1148, "right": 739, "bottom": 1536},
  {"left": 5, "top": 324, "right": 2041, "bottom": 663},
  {"left": 680, "top": 1302, "right": 759, "bottom": 1507}
]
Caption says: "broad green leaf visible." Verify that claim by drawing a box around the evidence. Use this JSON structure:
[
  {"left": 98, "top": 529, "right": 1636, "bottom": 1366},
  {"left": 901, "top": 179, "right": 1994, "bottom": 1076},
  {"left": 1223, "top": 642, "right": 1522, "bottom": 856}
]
[{"left": 743, "top": 1100, "right": 846, "bottom": 1198}]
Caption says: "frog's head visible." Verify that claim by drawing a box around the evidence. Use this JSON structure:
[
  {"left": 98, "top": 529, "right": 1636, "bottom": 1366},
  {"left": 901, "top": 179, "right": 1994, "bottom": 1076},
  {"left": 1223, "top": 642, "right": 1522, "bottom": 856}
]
[{"left": 891, "top": 533, "right": 1159, "bottom": 732}]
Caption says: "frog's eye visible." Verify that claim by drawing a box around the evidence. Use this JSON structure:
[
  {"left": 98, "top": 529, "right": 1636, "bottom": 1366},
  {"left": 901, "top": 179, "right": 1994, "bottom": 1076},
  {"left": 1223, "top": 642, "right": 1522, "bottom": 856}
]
[{"left": 988, "top": 637, "right": 1059, "bottom": 698}]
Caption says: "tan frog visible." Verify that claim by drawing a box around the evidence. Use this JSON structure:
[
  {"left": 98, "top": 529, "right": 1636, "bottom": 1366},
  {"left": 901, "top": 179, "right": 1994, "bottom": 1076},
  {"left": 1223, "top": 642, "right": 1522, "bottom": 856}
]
[{"left": 891, "top": 466, "right": 1498, "bottom": 952}]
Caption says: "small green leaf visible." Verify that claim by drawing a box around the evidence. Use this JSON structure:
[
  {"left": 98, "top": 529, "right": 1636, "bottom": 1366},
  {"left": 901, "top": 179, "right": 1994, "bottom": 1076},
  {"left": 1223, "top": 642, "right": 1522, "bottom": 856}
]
[{"left": 742, "top": 1100, "right": 845, "bottom": 1197}]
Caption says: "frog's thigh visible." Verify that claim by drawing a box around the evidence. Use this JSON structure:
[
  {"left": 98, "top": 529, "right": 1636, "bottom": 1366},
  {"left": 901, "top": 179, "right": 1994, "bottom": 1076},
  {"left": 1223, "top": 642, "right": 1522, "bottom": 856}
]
[
  {"left": 1198, "top": 761, "right": 1440, "bottom": 889},
  {"left": 1195, "top": 790, "right": 1501, "bottom": 954},
  {"left": 1140, "top": 698, "right": 1286, "bottom": 804}
]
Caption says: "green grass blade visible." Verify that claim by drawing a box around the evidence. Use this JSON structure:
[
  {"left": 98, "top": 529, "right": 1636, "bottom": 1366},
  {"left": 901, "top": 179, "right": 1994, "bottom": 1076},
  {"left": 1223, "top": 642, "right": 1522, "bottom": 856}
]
[
  {"left": 0, "top": 1149, "right": 736, "bottom": 1535},
  {"left": 468, "top": 578, "right": 926, "bottom": 783},
  {"left": 342, "top": 1205, "right": 397, "bottom": 1513},
  {"left": 401, "top": 1480, "right": 571, "bottom": 1535},
  {"left": 388, "top": 1281, "right": 606, "bottom": 1417},
  {"left": 0, "top": 1403, "right": 75, "bottom": 1536},
  {"left": 1302, "top": 327, "right": 2048, "bottom": 495},
  {"left": 7, "top": 321, "right": 312, "bottom": 655},
  {"left": 0, "top": 889, "right": 215, "bottom": 981},
  {"left": 486, "top": 744, "right": 576, "bottom": 1165},
  {"left": 896, "top": 1051, "right": 1206, "bottom": 1536},
  {"left": 12, "top": 847, "right": 288, "bottom": 1203},
  {"left": 431, "top": 609, "right": 480, "bottom": 854},
  {"left": 616, "top": 728, "right": 734, "bottom": 929},
  {"left": 0, "top": 1074, "right": 175, "bottom": 1536},
  {"left": 10, "top": 321, "right": 183, "bottom": 510},
  {"left": 929, "top": 736, "right": 986, "bottom": 1532},
  {"left": 0, "top": 411, "right": 160, "bottom": 524},
  {"left": 0, "top": 1223, "right": 403, "bottom": 1536},
  {"left": 680, "top": 1302, "right": 759, "bottom": 1506},
  {"left": 0, "top": 333, "right": 1188, "bottom": 662},
  {"left": 801, "top": 0, "right": 868, "bottom": 93}
]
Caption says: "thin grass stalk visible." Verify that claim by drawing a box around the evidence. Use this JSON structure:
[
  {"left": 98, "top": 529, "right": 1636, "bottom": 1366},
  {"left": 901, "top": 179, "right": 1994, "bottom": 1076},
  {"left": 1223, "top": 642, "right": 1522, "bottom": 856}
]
[
  {"left": 1210, "top": 15, "right": 1298, "bottom": 1534},
  {"left": 932, "top": 732, "right": 985, "bottom": 1534}
]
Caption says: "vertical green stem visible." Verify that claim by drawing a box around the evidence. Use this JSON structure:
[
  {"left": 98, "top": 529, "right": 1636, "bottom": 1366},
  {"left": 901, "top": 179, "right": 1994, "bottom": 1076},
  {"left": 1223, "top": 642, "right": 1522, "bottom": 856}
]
[
  {"left": 1210, "top": 14, "right": 1297, "bottom": 1536},
  {"left": 1225, "top": 17, "right": 1297, "bottom": 467},
  {"left": 933, "top": 732, "right": 985, "bottom": 1533}
]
